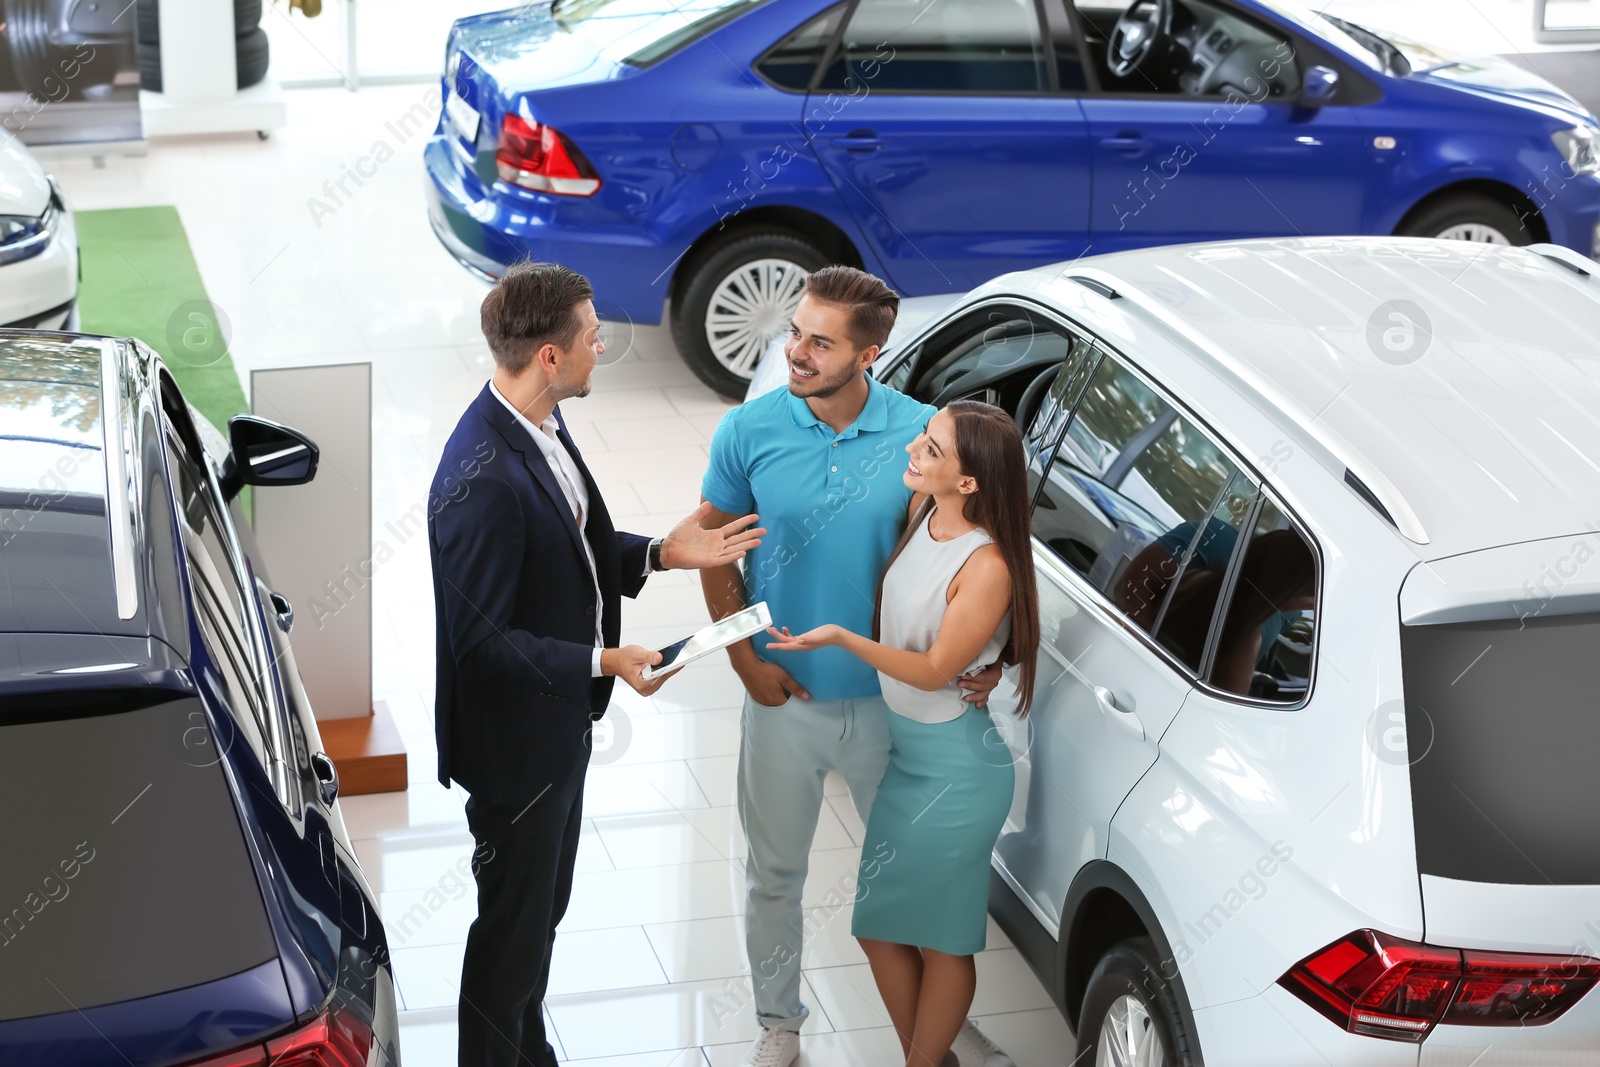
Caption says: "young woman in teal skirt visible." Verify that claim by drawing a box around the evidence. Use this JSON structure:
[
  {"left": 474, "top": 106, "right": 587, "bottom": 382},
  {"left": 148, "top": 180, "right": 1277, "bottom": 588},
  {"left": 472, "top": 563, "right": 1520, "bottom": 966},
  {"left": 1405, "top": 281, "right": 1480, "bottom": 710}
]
[{"left": 766, "top": 400, "right": 1039, "bottom": 1067}]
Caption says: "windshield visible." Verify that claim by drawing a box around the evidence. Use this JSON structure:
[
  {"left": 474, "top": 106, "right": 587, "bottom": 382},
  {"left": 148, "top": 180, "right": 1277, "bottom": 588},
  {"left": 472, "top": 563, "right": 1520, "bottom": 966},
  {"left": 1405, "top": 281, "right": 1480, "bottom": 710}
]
[
  {"left": 1249, "top": 0, "right": 1387, "bottom": 71},
  {"left": 552, "top": 0, "right": 769, "bottom": 66},
  {"left": 0, "top": 697, "right": 277, "bottom": 1020}
]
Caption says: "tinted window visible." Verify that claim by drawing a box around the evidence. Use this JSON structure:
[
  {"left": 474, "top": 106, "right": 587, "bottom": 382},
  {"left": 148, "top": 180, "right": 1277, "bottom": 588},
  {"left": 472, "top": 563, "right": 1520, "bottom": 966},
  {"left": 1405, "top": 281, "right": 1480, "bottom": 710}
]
[
  {"left": 1144, "top": 471, "right": 1257, "bottom": 669},
  {"left": 1033, "top": 352, "right": 1238, "bottom": 633},
  {"left": 0, "top": 698, "right": 277, "bottom": 1020},
  {"left": 1209, "top": 494, "right": 1316, "bottom": 700},
  {"left": 755, "top": 4, "right": 844, "bottom": 90},
  {"left": 1021, "top": 339, "right": 1099, "bottom": 503},
  {"left": 1403, "top": 612, "right": 1600, "bottom": 885},
  {"left": 899, "top": 306, "right": 1082, "bottom": 414},
  {"left": 819, "top": 0, "right": 1047, "bottom": 92}
]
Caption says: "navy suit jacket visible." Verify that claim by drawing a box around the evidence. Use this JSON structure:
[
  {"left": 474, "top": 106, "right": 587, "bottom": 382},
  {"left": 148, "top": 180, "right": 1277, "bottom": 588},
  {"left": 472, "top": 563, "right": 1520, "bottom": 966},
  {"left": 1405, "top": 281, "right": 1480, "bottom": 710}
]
[{"left": 428, "top": 384, "right": 650, "bottom": 805}]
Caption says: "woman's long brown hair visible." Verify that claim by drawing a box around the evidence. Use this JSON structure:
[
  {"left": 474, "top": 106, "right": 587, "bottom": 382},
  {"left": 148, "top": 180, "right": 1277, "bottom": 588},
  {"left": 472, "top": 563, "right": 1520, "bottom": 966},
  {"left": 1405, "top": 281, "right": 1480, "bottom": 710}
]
[{"left": 873, "top": 400, "right": 1041, "bottom": 716}]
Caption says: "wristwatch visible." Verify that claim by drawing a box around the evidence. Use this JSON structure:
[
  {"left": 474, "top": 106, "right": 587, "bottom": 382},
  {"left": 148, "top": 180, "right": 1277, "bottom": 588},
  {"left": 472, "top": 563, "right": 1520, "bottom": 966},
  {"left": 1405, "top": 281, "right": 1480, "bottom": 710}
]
[{"left": 648, "top": 537, "right": 665, "bottom": 572}]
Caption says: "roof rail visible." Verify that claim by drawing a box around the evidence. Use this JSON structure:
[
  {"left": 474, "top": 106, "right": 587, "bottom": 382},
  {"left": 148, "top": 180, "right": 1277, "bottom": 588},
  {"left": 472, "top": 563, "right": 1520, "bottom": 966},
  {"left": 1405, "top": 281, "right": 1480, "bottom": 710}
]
[
  {"left": 1070, "top": 275, "right": 1120, "bottom": 300},
  {"left": 1529, "top": 243, "right": 1594, "bottom": 278}
]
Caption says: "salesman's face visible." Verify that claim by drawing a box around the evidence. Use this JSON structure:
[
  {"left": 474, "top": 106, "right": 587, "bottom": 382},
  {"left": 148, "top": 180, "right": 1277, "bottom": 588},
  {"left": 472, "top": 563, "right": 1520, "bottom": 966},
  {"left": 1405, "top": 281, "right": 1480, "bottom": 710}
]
[
  {"left": 784, "top": 295, "right": 877, "bottom": 400},
  {"left": 554, "top": 300, "right": 604, "bottom": 400}
]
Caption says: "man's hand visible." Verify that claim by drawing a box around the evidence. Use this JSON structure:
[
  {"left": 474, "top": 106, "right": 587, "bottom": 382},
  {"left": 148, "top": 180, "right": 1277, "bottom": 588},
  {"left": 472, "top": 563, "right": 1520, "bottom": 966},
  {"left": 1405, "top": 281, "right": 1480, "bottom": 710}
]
[
  {"left": 602, "top": 645, "right": 668, "bottom": 697},
  {"left": 959, "top": 662, "right": 1003, "bottom": 707},
  {"left": 660, "top": 501, "right": 765, "bottom": 570},
  {"left": 734, "top": 654, "right": 811, "bottom": 708}
]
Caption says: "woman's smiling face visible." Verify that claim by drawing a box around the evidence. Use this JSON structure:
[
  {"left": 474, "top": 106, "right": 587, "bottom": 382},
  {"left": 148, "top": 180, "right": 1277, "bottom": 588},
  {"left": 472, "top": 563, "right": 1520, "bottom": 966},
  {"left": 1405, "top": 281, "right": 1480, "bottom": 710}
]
[{"left": 904, "top": 409, "right": 975, "bottom": 497}]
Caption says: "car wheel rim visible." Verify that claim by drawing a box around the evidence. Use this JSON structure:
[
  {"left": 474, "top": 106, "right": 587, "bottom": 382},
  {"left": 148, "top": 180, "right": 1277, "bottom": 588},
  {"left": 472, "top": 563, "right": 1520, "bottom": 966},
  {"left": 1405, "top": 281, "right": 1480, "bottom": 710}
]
[
  {"left": 1435, "top": 222, "right": 1511, "bottom": 244},
  {"left": 704, "top": 257, "right": 809, "bottom": 379},
  {"left": 1096, "top": 994, "right": 1167, "bottom": 1067}
]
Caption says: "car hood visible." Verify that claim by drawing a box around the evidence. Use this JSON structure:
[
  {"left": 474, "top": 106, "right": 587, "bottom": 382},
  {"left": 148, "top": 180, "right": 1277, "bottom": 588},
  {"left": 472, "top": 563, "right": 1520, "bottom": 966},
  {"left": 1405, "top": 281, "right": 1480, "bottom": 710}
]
[
  {"left": 0, "top": 135, "right": 52, "bottom": 217},
  {"left": 1361, "top": 26, "right": 1597, "bottom": 123}
]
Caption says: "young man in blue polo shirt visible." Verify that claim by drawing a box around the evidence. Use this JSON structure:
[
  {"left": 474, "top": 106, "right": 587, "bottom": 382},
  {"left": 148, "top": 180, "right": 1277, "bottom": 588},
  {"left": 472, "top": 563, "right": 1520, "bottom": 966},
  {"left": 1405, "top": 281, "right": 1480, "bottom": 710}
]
[{"left": 699, "top": 267, "right": 1006, "bottom": 1067}]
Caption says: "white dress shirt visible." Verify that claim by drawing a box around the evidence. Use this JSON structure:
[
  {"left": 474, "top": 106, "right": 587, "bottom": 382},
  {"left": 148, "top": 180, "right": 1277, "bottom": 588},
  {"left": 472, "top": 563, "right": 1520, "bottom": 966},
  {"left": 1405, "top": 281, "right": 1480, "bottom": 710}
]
[{"left": 491, "top": 382, "right": 607, "bottom": 678}]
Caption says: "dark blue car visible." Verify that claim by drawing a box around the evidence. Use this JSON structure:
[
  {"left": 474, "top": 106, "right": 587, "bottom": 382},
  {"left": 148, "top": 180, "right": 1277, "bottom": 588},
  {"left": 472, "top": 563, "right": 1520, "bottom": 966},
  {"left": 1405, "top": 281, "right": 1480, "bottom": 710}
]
[
  {"left": 425, "top": 0, "right": 1600, "bottom": 396},
  {"left": 0, "top": 332, "right": 399, "bottom": 1067}
]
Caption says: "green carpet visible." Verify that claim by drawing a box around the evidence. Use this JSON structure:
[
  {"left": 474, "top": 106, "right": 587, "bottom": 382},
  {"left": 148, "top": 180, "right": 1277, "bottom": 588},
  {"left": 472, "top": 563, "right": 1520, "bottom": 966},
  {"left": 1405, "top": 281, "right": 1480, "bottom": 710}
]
[{"left": 75, "top": 205, "right": 247, "bottom": 435}]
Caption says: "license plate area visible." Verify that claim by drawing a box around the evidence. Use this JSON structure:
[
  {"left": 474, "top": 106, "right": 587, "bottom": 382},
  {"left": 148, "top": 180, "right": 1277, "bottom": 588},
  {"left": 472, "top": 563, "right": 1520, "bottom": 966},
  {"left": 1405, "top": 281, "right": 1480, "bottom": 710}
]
[{"left": 446, "top": 89, "right": 481, "bottom": 144}]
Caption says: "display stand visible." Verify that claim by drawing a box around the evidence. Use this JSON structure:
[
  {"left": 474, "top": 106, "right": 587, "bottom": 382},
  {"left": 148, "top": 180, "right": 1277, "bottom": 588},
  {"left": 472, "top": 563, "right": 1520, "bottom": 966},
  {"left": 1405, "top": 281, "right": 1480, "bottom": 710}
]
[{"left": 139, "top": 0, "right": 286, "bottom": 137}]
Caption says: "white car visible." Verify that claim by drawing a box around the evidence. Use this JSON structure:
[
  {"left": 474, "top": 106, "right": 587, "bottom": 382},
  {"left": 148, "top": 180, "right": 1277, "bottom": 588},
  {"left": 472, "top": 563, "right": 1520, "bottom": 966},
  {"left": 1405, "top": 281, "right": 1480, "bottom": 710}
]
[
  {"left": 773, "top": 237, "right": 1600, "bottom": 1064},
  {"left": 0, "top": 135, "right": 77, "bottom": 331}
]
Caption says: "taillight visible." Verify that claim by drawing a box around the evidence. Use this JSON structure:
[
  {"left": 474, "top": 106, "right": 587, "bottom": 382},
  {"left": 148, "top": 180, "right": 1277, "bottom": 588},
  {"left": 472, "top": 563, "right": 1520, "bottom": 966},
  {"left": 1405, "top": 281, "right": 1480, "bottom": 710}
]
[
  {"left": 1280, "top": 929, "right": 1600, "bottom": 1041},
  {"left": 178, "top": 1003, "right": 374, "bottom": 1067},
  {"left": 495, "top": 114, "right": 601, "bottom": 196}
]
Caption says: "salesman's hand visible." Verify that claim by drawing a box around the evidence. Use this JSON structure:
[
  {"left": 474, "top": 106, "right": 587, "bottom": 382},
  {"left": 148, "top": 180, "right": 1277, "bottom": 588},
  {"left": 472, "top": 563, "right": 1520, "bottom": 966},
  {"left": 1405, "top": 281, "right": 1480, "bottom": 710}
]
[
  {"left": 735, "top": 655, "right": 811, "bottom": 707},
  {"left": 659, "top": 501, "right": 766, "bottom": 570},
  {"left": 602, "top": 645, "right": 668, "bottom": 697}
]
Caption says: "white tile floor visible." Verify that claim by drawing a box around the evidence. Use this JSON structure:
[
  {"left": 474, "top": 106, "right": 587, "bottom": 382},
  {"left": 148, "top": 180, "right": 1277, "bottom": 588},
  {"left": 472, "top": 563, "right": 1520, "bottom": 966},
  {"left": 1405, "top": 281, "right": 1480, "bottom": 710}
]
[{"left": 49, "top": 85, "right": 1072, "bottom": 1065}]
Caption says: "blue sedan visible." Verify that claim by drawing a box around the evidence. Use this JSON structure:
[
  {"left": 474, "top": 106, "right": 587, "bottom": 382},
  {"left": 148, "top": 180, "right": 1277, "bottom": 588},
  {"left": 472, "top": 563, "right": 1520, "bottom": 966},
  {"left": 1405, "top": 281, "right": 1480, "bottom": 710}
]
[{"left": 426, "top": 0, "right": 1600, "bottom": 396}]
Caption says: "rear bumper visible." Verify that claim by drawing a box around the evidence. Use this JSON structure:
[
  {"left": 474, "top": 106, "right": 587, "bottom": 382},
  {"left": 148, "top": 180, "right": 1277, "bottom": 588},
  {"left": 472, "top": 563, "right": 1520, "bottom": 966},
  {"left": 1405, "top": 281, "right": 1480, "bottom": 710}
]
[{"left": 423, "top": 134, "right": 675, "bottom": 323}]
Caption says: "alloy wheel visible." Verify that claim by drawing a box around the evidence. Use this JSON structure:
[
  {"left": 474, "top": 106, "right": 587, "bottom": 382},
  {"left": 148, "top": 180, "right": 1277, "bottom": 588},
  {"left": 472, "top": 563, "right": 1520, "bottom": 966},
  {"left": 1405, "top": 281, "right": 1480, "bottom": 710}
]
[
  {"left": 1096, "top": 994, "right": 1169, "bottom": 1067},
  {"left": 1435, "top": 222, "right": 1512, "bottom": 243},
  {"left": 703, "top": 257, "right": 809, "bottom": 378}
]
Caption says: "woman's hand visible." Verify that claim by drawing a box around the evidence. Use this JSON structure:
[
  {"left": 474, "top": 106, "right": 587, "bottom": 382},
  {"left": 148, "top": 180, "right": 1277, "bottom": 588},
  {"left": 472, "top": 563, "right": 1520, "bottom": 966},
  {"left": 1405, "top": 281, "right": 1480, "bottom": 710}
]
[{"left": 763, "top": 624, "right": 843, "bottom": 652}]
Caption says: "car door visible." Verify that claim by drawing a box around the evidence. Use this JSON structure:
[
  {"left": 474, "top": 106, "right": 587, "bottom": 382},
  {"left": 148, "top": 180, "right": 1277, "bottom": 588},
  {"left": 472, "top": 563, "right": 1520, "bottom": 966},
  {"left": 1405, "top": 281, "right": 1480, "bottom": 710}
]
[
  {"left": 804, "top": 0, "right": 1093, "bottom": 293},
  {"left": 994, "top": 342, "right": 1258, "bottom": 931},
  {"left": 1069, "top": 0, "right": 1377, "bottom": 252}
]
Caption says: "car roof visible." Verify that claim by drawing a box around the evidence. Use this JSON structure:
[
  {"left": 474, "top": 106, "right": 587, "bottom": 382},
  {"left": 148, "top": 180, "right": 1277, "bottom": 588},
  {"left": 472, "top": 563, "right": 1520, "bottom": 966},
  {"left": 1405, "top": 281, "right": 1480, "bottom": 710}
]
[
  {"left": 0, "top": 331, "right": 175, "bottom": 651},
  {"left": 1002, "top": 237, "right": 1600, "bottom": 558}
]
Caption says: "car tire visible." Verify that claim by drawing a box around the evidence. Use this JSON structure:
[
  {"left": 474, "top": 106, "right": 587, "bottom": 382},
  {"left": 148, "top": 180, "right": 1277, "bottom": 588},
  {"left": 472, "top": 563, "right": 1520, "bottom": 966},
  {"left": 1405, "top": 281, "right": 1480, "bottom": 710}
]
[
  {"left": 1075, "top": 937, "right": 1195, "bottom": 1067},
  {"left": 1398, "top": 194, "right": 1534, "bottom": 246},
  {"left": 139, "top": 0, "right": 263, "bottom": 45},
  {"left": 236, "top": 26, "right": 270, "bottom": 89},
  {"left": 671, "top": 231, "right": 830, "bottom": 398},
  {"left": 137, "top": 40, "right": 163, "bottom": 91},
  {"left": 5, "top": 0, "right": 58, "bottom": 98}
]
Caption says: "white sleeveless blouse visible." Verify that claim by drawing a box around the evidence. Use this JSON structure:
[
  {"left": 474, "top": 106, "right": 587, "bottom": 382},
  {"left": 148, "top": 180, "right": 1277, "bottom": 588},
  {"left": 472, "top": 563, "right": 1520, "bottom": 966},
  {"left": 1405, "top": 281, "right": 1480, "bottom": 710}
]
[{"left": 877, "top": 509, "right": 1011, "bottom": 724}]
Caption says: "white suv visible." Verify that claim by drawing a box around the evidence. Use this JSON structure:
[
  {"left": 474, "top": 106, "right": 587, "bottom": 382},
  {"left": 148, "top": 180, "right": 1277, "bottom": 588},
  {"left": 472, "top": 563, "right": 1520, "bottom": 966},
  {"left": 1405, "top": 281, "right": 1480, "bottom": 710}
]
[
  {"left": 0, "top": 135, "right": 77, "bottom": 331},
  {"left": 861, "top": 237, "right": 1600, "bottom": 1065}
]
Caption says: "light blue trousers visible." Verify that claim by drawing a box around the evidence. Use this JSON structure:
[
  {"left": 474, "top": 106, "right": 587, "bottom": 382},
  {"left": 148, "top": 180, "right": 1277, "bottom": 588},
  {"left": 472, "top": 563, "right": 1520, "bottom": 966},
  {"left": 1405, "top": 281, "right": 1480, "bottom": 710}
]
[{"left": 737, "top": 692, "right": 891, "bottom": 1031}]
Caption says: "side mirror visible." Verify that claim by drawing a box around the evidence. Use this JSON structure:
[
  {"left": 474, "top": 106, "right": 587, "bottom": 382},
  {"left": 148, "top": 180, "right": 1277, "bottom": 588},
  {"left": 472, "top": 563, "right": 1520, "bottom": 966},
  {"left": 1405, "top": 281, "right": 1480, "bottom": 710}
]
[
  {"left": 220, "top": 415, "right": 320, "bottom": 500},
  {"left": 1301, "top": 65, "right": 1340, "bottom": 106}
]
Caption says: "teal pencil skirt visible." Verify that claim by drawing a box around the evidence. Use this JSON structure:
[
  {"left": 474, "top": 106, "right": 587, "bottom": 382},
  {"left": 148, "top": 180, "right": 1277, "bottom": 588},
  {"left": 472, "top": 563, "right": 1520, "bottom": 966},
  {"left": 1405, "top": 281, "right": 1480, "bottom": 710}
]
[{"left": 851, "top": 706, "right": 1015, "bottom": 956}]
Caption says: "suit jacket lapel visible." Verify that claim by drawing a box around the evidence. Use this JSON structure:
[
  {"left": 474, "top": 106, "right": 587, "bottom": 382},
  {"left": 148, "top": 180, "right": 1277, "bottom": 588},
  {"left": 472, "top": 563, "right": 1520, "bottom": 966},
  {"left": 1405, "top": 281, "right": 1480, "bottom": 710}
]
[{"left": 475, "top": 385, "right": 587, "bottom": 562}]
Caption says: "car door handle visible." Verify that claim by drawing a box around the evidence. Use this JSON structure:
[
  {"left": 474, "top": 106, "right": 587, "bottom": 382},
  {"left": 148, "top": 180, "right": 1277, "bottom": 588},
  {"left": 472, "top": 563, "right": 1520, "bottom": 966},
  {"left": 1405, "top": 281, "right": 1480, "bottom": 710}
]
[
  {"left": 1093, "top": 685, "right": 1146, "bottom": 741},
  {"left": 831, "top": 131, "right": 882, "bottom": 153},
  {"left": 269, "top": 590, "right": 294, "bottom": 633},
  {"left": 1100, "top": 133, "right": 1152, "bottom": 155}
]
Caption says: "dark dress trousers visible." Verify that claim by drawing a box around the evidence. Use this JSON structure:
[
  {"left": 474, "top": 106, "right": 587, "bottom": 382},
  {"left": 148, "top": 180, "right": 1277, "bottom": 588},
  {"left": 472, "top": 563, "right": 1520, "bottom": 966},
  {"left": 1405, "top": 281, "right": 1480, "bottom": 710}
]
[{"left": 429, "top": 383, "right": 649, "bottom": 1067}]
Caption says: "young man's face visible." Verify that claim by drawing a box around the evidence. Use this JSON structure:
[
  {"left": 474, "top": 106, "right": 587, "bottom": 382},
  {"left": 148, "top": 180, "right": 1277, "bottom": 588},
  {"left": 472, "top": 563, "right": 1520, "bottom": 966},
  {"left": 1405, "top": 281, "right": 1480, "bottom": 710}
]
[
  {"left": 783, "top": 294, "right": 878, "bottom": 400},
  {"left": 552, "top": 299, "right": 604, "bottom": 400}
]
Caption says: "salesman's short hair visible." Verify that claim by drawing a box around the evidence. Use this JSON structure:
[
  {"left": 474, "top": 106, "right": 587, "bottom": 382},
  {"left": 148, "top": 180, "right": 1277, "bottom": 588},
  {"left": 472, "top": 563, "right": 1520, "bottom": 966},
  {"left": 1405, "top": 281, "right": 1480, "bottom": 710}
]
[
  {"left": 480, "top": 261, "right": 594, "bottom": 374},
  {"left": 800, "top": 266, "right": 900, "bottom": 351}
]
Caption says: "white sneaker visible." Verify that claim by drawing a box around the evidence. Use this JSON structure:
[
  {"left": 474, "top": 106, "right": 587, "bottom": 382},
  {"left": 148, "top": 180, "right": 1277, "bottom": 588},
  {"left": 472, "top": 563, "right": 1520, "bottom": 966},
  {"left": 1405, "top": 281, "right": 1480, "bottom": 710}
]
[
  {"left": 951, "top": 1019, "right": 1015, "bottom": 1067},
  {"left": 740, "top": 1026, "right": 800, "bottom": 1067}
]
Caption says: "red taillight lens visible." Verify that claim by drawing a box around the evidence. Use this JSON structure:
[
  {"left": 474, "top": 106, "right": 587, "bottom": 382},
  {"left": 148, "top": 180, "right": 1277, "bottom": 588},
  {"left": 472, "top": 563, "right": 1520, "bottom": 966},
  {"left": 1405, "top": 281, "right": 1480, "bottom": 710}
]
[
  {"left": 1280, "top": 930, "right": 1600, "bottom": 1042},
  {"left": 178, "top": 1004, "right": 373, "bottom": 1067},
  {"left": 495, "top": 113, "right": 601, "bottom": 196}
]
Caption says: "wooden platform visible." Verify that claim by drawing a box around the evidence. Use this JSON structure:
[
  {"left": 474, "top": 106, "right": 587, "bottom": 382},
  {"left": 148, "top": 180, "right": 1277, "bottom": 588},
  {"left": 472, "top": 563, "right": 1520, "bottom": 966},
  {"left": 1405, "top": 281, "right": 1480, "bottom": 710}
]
[{"left": 319, "top": 700, "right": 408, "bottom": 796}]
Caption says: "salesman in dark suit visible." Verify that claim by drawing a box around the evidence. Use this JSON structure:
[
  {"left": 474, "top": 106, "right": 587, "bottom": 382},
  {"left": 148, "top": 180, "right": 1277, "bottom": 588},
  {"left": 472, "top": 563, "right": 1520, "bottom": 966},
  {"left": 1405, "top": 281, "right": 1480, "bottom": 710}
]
[{"left": 429, "top": 261, "right": 763, "bottom": 1067}]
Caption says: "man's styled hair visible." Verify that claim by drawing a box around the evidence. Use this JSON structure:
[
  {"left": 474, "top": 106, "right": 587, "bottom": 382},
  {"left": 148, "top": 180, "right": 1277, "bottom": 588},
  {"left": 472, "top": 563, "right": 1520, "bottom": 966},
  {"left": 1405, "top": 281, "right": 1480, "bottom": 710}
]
[
  {"left": 480, "top": 260, "right": 595, "bottom": 374},
  {"left": 800, "top": 266, "right": 900, "bottom": 351}
]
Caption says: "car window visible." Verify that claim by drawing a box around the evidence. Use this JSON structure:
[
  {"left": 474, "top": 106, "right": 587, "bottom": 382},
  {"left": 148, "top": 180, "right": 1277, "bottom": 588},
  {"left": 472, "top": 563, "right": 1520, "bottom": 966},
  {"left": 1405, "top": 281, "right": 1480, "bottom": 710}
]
[
  {"left": 1021, "top": 338, "right": 1099, "bottom": 504},
  {"left": 1074, "top": 0, "right": 1300, "bottom": 98},
  {"left": 163, "top": 416, "right": 274, "bottom": 766},
  {"left": 817, "top": 0, "right": 1048, "bottom": 93},
  {"left": 1044, "top": 0, "right": 1090, "bottom": 90},
  {"left": 1208, "top": 492, "right": 1317, "bottom": 702},
  {"left": 892, "top": 304, "right": 1083, "bottom": 417},
  {"left": 754, "top": 3, "right": 845, "bottom": 90},
  {"left": 1147, "top": 470, "right": 1257, "bottom": 669},
  {"left": 1033, "top": 350, "right": 1239, "bottom": 642}
]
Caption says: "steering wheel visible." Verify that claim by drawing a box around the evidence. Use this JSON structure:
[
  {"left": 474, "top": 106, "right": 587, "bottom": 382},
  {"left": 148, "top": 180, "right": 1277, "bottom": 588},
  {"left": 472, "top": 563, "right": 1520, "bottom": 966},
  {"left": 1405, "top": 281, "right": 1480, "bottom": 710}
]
[{"left": 1108, "top": 0, "right": 1174, "bottom": 79}]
